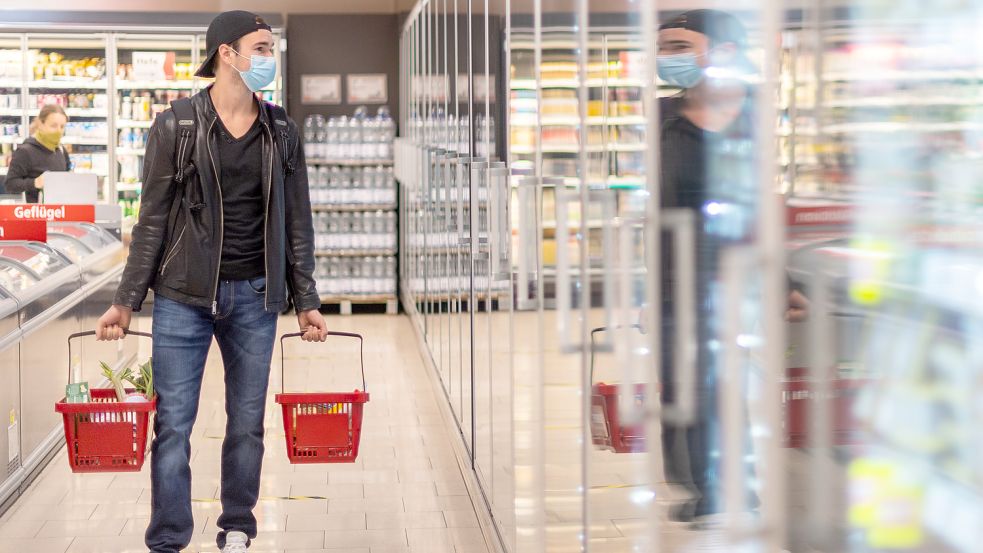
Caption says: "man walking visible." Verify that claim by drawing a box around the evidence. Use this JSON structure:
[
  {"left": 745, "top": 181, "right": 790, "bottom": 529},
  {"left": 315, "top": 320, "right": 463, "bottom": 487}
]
[{"left": 96, "top": 11, "right": 327, "bottom": 553}]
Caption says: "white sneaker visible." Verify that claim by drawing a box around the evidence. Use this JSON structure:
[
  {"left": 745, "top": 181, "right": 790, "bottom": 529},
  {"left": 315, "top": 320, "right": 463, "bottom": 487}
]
[{"left": 222, "top": 531, "right": 249, "bottom": 553}]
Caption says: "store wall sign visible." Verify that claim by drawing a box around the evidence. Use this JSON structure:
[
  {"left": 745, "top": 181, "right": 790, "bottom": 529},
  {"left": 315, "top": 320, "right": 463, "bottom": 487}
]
[
  {"left": 347, "top": 74, "right": 388, "bottom": 104},
  {"left": 132, "top": 51, "right": 173, "bottom": 81},
  {"left": 0, "top": 204, "right": 95, "bottom": 222},
  {"left": 301, "top": 74, "right": 341, "bottom": 105},
  {"left": 0, "top": 220, "right": 46, "bottom": 242}
]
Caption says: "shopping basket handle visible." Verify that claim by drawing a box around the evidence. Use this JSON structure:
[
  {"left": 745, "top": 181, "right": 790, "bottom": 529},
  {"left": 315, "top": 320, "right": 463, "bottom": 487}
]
[
  {"left": 589, "top": 324, "right": 643, "bottom": 385},
  {"left": 67, "top": 330, "right": 153, "bottom": 385},
  {"left": 280, "top": 331, "right": 366, "bottom": 394}
]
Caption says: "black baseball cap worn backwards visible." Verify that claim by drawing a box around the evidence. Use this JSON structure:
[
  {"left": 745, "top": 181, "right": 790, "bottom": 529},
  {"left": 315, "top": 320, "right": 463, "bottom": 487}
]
[
  {"left": 660, "top": 9, "right": 748, "bottom": 49},
  {"left": 195, "top": 10, "right": 273, "bottom": 78}
]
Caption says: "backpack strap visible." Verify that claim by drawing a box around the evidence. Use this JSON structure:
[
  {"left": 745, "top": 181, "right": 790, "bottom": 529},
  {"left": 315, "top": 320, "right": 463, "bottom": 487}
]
[
  {"left": 265, "top": 102, "right": 296, "bottom": 176},
  {"left": 170, "top": 98, "right": 197, "bottom": 185}
]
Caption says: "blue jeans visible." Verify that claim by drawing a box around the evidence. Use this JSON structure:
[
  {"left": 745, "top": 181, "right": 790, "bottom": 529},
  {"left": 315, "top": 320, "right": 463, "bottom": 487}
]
[{"left": 145, "top": 278, "right": 277, "bottom": 553}]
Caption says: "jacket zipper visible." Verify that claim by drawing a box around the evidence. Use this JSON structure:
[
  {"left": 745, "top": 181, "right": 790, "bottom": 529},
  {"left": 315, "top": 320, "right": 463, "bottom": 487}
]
[
  {"left": 262, "top": 123, "right": 274, "bottom": 312},
  {"left": 206, "top": 116, "right": 224, "bottom": 315},
  {"left": 159, "top": 225, "right": 187, "bottom": 275}
]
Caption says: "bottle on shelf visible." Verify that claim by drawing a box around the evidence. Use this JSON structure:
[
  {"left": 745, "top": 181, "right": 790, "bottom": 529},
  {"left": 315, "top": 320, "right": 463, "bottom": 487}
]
[
  {"left": 303, "top": 115, "right": 316, "bottom": 159},
  {"left": 326, "top": 116, "right": 339, "bottom": 161}
]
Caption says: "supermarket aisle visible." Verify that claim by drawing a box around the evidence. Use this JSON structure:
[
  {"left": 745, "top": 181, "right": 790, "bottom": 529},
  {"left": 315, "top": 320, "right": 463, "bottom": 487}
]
[{"left": 0, "top": 314, "right": 491, "bottom": 553}]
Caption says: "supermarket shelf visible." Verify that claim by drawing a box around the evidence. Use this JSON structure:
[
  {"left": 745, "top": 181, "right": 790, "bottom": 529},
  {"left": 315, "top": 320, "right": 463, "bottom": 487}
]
[
  {"left": 116, "top": 119, "right": 153, "bottom": 128},
  {"left": 306, "top": 158, "right": 394, "bottom": 166},
  {"left": 1, "top": 107, "right": 108, "bottom": 118},
  {"left": 543, "top": 219, "right": 605, "bottom": 230},
  {"left": 320, "top": 294, "right": 397, "bottom": 302},
  {"left": 513, "top": 143, "right": 647, "bottom": 154},
  {"left": 28, "top": 79, "right": 108, "bottom": 90},
  {"left": 823, "top": 121, "right": 983, "bottom": 134},
  {"left": 116, "top": 80, "right": 195, "bottom": 90},
  {"left": 62, "top": 136, "right": 109, "bottom": 145},
  {"left": 116, "top": 147, "right": 147, "bottom": 156},
  {"left": 117, "top": 182, "right": 142, "bottom": 192},
  {"left": 0, "top": 136, "right": 20, "bottom": 144},
  {"left": 312, "top": 203, "right": 397, "bottom": 212},
  {"left": 823, "top": 70, "right": 983, "bottom": 82},
  {"left": 0, "top": 79, "right": 21, "bottom": 88},
  {"left": 825, "top": 97, "right": 983, "bottom": 108},
  {"left": 0, "top": 167, "right": 6, "bottom": 175},
  {"left": 510, "top": 115, "right": 647, "bottom": 126},
  {"left": 511, "top": 77, "right": 645, "bottom": 90},
  {"left": 315, "top": 249, "right": 397, "bottom": 257}
]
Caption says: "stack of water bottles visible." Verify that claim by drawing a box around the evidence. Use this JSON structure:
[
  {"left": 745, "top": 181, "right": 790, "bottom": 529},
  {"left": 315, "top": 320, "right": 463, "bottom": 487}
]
[
  {"left": 315, "top": 256, "right": 397, "bottom": 297},
  {"left": 313, "top": 211, "right": 397, "bottom": 252},
  {"left": 303, "top": 106, "right": 396, "bottom": 161},
  {"left": 306, "top": 165, "right": 397, "bottom": 207}
]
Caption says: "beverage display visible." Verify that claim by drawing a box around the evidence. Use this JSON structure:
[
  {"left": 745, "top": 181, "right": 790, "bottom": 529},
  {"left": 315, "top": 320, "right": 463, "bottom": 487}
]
[
  {"left": 303, "top": 106, "right": 396, "bottom": 162},
  {"left": 306, "top": 164, "right": 397, "bottom": 207}
]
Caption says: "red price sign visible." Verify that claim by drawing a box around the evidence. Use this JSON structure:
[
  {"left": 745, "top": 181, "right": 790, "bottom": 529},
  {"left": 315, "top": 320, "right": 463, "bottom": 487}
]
[
  {"left": 0, "top": 219, "right": 47, "bottom": 242},
  {"left": 0, "top": 204, "right": 95, "bottom": 222}
]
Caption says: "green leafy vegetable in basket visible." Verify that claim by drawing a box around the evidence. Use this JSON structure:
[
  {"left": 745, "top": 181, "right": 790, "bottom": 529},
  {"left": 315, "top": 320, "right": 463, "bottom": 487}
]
[
  {"left": 124, "top": 358, "right": 154, "bottom": 401},
  {"left": 100, "top": 362, "right": 133, "bottom": 403}
]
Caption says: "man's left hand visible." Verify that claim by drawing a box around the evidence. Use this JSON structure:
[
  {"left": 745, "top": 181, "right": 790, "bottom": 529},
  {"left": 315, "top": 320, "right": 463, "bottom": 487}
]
[{"left": 297, "top": 309, "right": 328, "bottom": 342}]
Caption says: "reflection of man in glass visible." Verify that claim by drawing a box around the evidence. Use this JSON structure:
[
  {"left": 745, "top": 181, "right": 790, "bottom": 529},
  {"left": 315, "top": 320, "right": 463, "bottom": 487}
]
[{"left": 657, "top": 9, "right": 758, "bottom": 525}]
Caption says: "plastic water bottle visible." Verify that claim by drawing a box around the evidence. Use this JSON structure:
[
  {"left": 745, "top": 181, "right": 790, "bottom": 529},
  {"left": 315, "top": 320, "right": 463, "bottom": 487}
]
[
  {"left": 303, "top": 115, "right": 316, "bottom": 158},
  {"left": 377, "top": 107, "right": 395, "bottom": 160},
  {"left": 326, "top": 117, "right": 339, "bottom": 161},
  {"left": 385, "top": 256, "right": 396, "bottom": 294},
  {"left": 313, "top": 115, "right": 327, "bottom": 160},
  {"left": 337, "top": 116, "right": 350, "bottom": 160},
  {"left": 386, "top": 211, "right": 397, "bottom": 249}
]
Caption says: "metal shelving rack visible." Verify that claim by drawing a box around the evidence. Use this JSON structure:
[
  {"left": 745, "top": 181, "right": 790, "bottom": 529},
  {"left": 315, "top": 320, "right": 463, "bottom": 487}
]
[{"left": 307, "top": 157, "right": 398, "bottom": 314}]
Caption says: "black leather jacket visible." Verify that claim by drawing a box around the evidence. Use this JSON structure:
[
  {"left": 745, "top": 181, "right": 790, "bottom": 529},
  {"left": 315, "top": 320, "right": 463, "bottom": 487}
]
[{"left": 113, "top": 88, "right": 320, "bottom": 315}]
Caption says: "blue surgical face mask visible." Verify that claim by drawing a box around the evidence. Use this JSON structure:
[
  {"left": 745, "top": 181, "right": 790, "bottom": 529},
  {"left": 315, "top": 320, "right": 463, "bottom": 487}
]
[
  {"left": 657, "top": 53, "right": 705, "bottom": 89},
  {"left": 230, "top": 49, "right": 276, "bottom": 93}
]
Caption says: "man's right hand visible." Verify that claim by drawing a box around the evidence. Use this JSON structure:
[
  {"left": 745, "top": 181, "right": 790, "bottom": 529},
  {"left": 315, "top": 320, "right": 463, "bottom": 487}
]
[{"left": 97, "top": 305, "right": 133, "bottom": 341}]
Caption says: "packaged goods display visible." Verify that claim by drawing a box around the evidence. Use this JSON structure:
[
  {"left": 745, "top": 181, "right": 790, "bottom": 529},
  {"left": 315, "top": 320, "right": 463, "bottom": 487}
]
[
  {"left": 315, "top": 255, "right": 397, "bottom": 297},
  {"left": 303, "top": 106, "right": 399, "bottom": 303},
  {"left": 303, "top": 106, "right": 396, "bottom": 161},
  {"left": 306, "top": 165, "right": 397, "bottom": 206},
  {"left": 313, "top": 211, "right": 397, "bottom": 252}
]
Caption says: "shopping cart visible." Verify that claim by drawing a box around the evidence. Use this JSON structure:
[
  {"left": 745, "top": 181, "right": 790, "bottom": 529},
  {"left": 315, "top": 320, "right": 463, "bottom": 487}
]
[
  {"left": 54, "top": 330, "right": 156, "bottom": 473},
  {"left": 589, "top": 325, "right": 648, "bottom": 454},
  {"left": 275, "top": 331, "right": 370, "bottom": 463}
]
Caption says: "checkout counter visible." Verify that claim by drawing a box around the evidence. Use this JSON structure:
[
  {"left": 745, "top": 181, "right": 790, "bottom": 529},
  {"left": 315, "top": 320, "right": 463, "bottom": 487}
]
[{"left": 0, "top": 218, "right": 133, "bottom": 514}]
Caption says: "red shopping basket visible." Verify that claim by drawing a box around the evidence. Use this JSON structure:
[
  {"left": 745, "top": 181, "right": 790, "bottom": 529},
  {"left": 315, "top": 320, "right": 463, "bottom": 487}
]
[
  {"left": 589, "top": 325, "right": 650, "bottom": 454},
  {"left": 275, "top": 331, "right": 370, "bottom": 463},
  {"left": 54, "top": 330, "right": 156, "bottom": 473}
]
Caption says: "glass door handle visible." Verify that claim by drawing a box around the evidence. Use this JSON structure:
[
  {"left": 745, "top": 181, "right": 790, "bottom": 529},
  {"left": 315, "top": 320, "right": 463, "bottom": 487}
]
[
  {"left": 516, "top": 176, "right": 546, "bottom": 311},
  {"left": 555, "top": 184, "right": 579, "bottom": 353},
  {"left": 489, "top": 167, "right": 511, "bottom": 282},
  {"left": 660, "top": 209, "right": 698, "bottom": 425}
]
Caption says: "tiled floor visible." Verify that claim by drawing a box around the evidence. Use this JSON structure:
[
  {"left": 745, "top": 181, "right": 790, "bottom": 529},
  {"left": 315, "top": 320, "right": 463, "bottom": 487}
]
[{"left": 0, "top": 314, "right": 490, "bottom": 553}]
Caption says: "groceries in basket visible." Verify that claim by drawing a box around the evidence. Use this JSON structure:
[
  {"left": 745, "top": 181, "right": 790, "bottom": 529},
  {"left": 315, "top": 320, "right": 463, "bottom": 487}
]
[
  {"left": 275, "top": 331, "right": 370, "bottom": 464},
  {"left": 55, "top": 330, "right": 157, "bottom": 473},
  {"left": 101, "top": 358, "right": 154, "bottom": 403}
]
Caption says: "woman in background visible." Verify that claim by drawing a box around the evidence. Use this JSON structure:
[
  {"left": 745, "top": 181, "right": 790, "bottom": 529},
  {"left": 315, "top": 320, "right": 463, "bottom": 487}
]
[{"left": 5, "top": 104, "right": 71, "bottom": 202}]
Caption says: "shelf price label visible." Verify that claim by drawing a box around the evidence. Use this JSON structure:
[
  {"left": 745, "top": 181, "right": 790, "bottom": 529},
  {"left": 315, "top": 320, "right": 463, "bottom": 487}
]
[
  {"left": 0, "top": 204, "right": 95, "bottom": 222},
  {"left": 0, "top": 219, "right": 47, "bottom": 242}
]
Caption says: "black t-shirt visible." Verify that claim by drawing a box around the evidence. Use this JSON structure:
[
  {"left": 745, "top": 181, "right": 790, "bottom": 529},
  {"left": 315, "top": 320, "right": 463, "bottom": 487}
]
[{"left": 216, "top": 116, "right": 266, "bottom": 281}]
